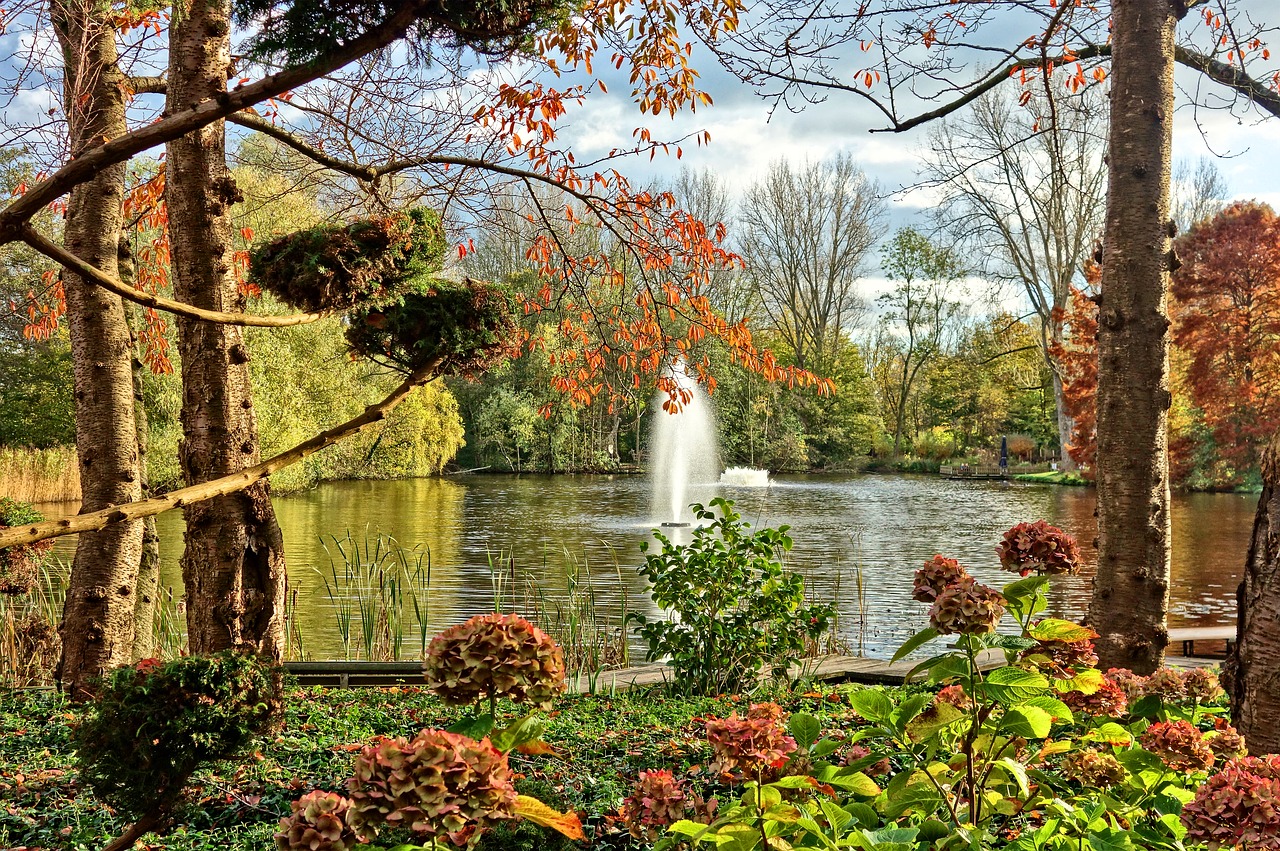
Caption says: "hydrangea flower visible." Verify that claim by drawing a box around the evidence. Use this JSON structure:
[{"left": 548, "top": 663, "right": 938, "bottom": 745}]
[
  {"left": 1062, "top": 679, "right": 1128, "bottom": 719},
  {"left": 706, "top": 702, "right": 798, "bottom": 780},
  {"left": 996, "top": 520, "right": 1080, "bottom": 576},
  {"left": 424, "top": 613, "right": 566, "bottom": 709},
  {"left": 1182, "top": 755, "right": 1280, "bottom": 850},
  {"left": 928, "top": 579, "right": 1006, "bottom": 635},
  {"left": 913, "top": 555, "right": 970, "bottom": 603},
  {"left": 1061, "top": 749, "right": 1127, "bottom": 788},
  {"left": 276, "top": 791, "right": 361, "bottom": 851},
  {"left": 1140, "top": 720, "right": 1215, "bottom": 773},
  {"left": 617, "top": 770, "right": 714, "bottom": 841},
  {"left": 346, "top": 729, "right": 517, "bottom": 846}
]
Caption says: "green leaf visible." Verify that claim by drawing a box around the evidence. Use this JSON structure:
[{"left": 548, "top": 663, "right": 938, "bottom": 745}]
[
  {"left": 819, "top": 799, "right": 853, "bottom": 831},
  {"left": 1002, "top": 575, "right": 1050, "bottom": 603},
  {"left": 789, "top": 712, "right": 822, "bottom": 749},
  {"left": 491, "top": 713, "right": 546, "bottom": 753},
  {"left": 978, "top": 666, "right": 1051, "bottom": 704},
  {"left": 1083, "top": 722, "right": 1133, "bottom": 746},
  {"left": 848, "top": 688, "right": 894, "bottom": 724},
  {"left": 447, "top": 712, "right": 495, "bottom": 739},
  {"left": 892, "top": 627, "right": 939, "bottom": 662},
  {"left": 1086, "top": 827, "right": 1138, "bottom": 851},
  {"left": 1001, "top": 705, "right": 1053, "bottom": 739},
  {"left": 1029, "top": 618, "right": 1099, "bottom": 642},
  {"left": 1022, "top": 694, "right": 1075, "bottom": 722},
  {"left": 891, "top": 693, "right": 931, "bottom": 731},
  {"left": 1055, "top": 667, "right": 1105, "bottom": 696},
  {"left": 882, "top": 783, "right": 944, "bottom": 820},
  {"left": 770, "top": 775, "right": 820, "bottom": 790},
  {"left": 905, "top": 700, "right": 965, "bottom": 742},
  {"left": 917, "top": 818, "right": 951, "bottom": 842},
  {"left": 1116, "top": 748, "right": 1167, "bottom": 774},
  {"left": 816, "top": 766, "right": 881, "bottom": 797},
  {"left": 810, "top": 738, "right": 842, "bottom": 759},
  {"left": 995, "top": 756, "right": 1032, "bottom": 798},
  {"left": 1128, "top": 694, "right": 1163, "bottom": 719},
  {"left": 925, "top": 655, "right": 972, "bottom": 685},
  {"left": 845, "top": 801, "right": 881, "bottom": 829}
]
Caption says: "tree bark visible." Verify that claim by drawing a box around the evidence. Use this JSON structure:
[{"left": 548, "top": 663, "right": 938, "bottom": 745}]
[
  {"left": 51, "top": 0, "right": 145, "bottom": 697},
  {"left": 1086, "top": 0, "right": 1176, "bottom": 673},
  {"left": 165, "top": 0, "right": 286, "bottom": 658},
  {"left": 1224, "top": 436, "right": 1280, "bottom": 754}
]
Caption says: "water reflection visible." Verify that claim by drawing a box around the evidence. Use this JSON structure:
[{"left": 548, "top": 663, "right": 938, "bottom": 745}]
[{"left": 45, "top": 474, "right": 1253, "bottom": 660}]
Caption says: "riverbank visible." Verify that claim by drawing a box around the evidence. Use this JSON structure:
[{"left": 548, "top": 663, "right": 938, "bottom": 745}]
[{"left": 1013, "top": 469, "right": 1091, "bottom": 486}]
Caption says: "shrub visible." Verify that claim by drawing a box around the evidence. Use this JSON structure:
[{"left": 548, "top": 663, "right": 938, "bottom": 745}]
[
  {"left": 0, "top": 497, "right": 54, "bottom": 594},
  {"left": 345, "top": 279, "right": 518, "bottom": 377},
  {"left": 1182, "top": 755, "right": 1280, "bottom": 850},
  {"left": 248, "top": 208, "right": 446, "bottom": 313},
  {"left": 72, "top": 651, "right": 282, "bottom": 820},
  {"left": 345, "top": 729, "right": 518, "bottom": 846},
  {"left": 995, "top": 520, "right": 1080, "bottom": 576},
  {"left": 424, "top": 612, "right": 566, "bottom": 713},
  {"left": 629, "top": 498, "right": 834, "bottom": 695}
]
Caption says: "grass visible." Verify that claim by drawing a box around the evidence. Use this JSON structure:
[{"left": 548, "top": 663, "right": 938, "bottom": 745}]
[
  {"left": 1013, "top": 469, "right": 1091, "bottom": 486},
  {"left": 0, "top": 446, "right": 79, "bottom": 504},
  {"left": 0, "top": 681, "right": 888, "bottom": 851}
]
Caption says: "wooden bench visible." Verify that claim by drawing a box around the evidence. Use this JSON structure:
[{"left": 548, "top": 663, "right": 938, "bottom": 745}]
[{"left": 1167, "top": 626, "right": 1236, "bottom": 658}]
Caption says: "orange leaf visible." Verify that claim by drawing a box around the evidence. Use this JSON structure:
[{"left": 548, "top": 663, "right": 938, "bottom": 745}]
[{"left": 515, "top": 739, "right": 558, "bottom": 756}]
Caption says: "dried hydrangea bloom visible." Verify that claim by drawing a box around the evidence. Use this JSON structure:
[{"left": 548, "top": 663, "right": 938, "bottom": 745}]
[
  {"left": 1141, "top": 720, "right": 1215, "bottom": 773},
  {"left": 617, "top": 769, "right": 714, "bottom": 841},
  {"left": 996, "top": 520, "right": 1081, "bottom": 576},
  {"left": 842, "top": 743, "right": 891, "bottom": 777},
  {"left": 1060, "top": 749, "right": 1127, "bottom": 788},
  {"left": 1206, "top": 720, "right": 1248, "bottom": 760},
  {"left": 1021, "top": 637, "right": 1099, "bottom": 678},
  {"left": 1182, "top": 667, "right": 1225, "bottom": 703},
  {"left": 706, "top": 702, "right": 798, "bottom": 780},
  {"left": 1105, "top": 668, "right": 1148, "bottom": 704},
  {"left": 928, "top": 579, "right": 1006, "bottom": 635},
  {"left": 912, "top": 555, "right": 969, "bottom": 603},
  {"left": 1062, "top": 679, "right": 1128, "bottom": 719},
  {"left": 275, "top": 791, "right": 361, "bottom": 851},
  {"left": 346, "top": 729, "right": 517, "bottom": 847},
  {"left": 424, "top": 613, "right": 566, "bottom": 709},
  {"left": 1144, "top": 668, "right": 1188, "bottom": 702},
  {"left": 1182, "top": 755, "right": 1280, "bottom": 850}
]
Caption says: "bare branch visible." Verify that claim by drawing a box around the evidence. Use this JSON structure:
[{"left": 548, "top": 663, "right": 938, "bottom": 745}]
[{"left": 21, "top": 226, "right": 326, "bottom": 327}]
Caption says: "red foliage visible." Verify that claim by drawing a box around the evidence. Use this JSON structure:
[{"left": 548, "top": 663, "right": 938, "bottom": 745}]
[
  {"left": 1171, "top": 201, "right": 1280, "bottom": 483},
  {"left": 705, "top": 702, "right": 797, "bottom": 781},
  {"left": 1048, "top": 275, "right": 1098, "bottom": 473}
]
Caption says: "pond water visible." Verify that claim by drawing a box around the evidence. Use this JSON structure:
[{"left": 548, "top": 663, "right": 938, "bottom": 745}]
[{"left": 44, "top": 473, "right": 1256, "bottom": 660}]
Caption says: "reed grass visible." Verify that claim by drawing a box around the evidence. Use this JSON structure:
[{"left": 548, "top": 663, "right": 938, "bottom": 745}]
[
  {"left": 0, "top": 446, "right": 80, "bottom": 504},
  {"left": 0, "top": 559, "right": 65, "bottom": 689},
  {"left": 317, "top": 530, "right": 431, "bottom": 661}
]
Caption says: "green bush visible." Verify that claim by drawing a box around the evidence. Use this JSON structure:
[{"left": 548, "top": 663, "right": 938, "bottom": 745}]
[
  {"left": 73, "top": 651, "right": 283, "bottom": 821},
  {"left": 629, "top": 498, "right": 834, "bottom": 695}
]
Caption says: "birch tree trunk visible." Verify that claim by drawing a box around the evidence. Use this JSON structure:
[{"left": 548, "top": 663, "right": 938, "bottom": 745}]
[
  {"left": 165, "top": 0, "right": 286, "bottom": 657},
  {"left": 1087, "top": 0, "right": 1176, "bottom": 673},
  {"left": 51, "top": 0, "right": 145, "bottom": 696}
]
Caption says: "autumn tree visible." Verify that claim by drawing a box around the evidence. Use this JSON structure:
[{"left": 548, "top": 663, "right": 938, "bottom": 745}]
[
  {"left": 924, "top": 89, "right": 1106, "bottom": 468},
  {"left": 1170, "top": 201, "right": 1280, "bottom": 485},
  {"left": 1048, "top": 282, "right": 1100, "bottom": 474}
]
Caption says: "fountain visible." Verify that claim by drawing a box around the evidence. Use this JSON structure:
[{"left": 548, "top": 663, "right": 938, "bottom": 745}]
[
  {"left": 649, "top": 361, "right": 720, "bottom": 526},
  {"left": 720, "top": 466, "right": 771, "bottom": 487}
]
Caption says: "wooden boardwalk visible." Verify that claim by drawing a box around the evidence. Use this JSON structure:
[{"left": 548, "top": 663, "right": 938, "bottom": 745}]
[{"left": 284, "top": 650, "right": 1007, "bottom": 692}]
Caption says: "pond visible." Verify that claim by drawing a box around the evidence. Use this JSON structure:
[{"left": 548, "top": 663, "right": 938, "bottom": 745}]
[{"left": 46, "top": 473, "right": 1256, "bottom": 660}]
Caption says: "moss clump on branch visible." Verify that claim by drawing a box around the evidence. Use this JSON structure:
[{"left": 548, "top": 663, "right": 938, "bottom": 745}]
[
  {"left": 345, "top": 278, "right": 519, "bottom": 377},
  {"left": 233, "top": 0, "right": 574, "bottom": 64},
  {"left": 248, "top": 208, "right": 446, "bottom": 313}
]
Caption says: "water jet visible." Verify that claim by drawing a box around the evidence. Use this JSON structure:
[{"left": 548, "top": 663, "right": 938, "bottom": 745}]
[{"left": 649, "top": 360, "right": 719, "bottom": 526}]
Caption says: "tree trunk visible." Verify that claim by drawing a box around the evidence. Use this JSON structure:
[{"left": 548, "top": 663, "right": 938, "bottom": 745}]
[
  {"left": 51, "top": 0, "right": 145, "bottom": 697},
  {"left": 166, "top": 0, "right": 286, "bottom": 657},
  {"left": 1086, "top": 0, "right": 1176, "bottom": 673},
  {"left": 122, "top": 241, "right": 162, "bottom": 660},
  {"left": 1050, "top": 368, "right": 1077, "bottom": 472},
  {"left": 1224, "top": 435, "right": 1280, "bottom": 754}
]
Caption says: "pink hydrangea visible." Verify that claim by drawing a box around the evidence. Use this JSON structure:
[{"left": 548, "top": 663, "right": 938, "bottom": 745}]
[
  {"left": 1182, "top": 755, "right": 1280, "bottom": 850},
  {"left": 913, "top": 555, "right": 970, "bottom": 603},
  {"left": 617, "top": 770, "right": 714, "bottom": 842},
  {"left": 706, "top": 702, "right": 798, "bottom": 781},
  {"left": 1141, "top": 720, "right": 1215, "bottom": 773},
  {"left": 1062, "top": 679, "right": 1128, "bottom": 719},
  {"left": 275, "top": 791, "right": 361, "bottom": 851},
  {"left": 928, "top": 579, "right": 1006, "bottom": 635},
  {"left": 996, "top": 521, "right": 1080, "bottom": 576}
]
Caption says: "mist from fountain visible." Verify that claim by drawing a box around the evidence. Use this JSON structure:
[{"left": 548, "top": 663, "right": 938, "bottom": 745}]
[
  {"left": 649, "top": 361, "right": 720, "bottom": 526},
  {"left": 720, "top": 466, "right": 771, "bottom": 487}
]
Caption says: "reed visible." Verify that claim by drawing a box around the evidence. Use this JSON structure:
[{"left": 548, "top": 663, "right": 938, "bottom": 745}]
[
  {"left": 0, "top": 559, "right": 65, "bottom": 689},
  {"left": 0, "top": 446, "right": 80, "bottom": 504},
  {"left": 317, "top": 530, "right": 431, "bottom": 661},
  {"left": 521, "top": 545, "right": 630, "bottom": 677}
]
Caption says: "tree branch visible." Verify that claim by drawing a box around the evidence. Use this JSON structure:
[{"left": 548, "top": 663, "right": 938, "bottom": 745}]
[
  {"left": 21, "top": 226, "right": 326, "bottom": 327},
  {"left": 0, "top": 1, "right": 432, "bottom": 244},
  {"left": 0, "top": 357, "right": 444, "bottom": 549},
  {"left": 128, "top": 76, "right": 168, "bottom": 95},
  {"left": 1174, "top": 45, "right": 1280, "bottom": 118}
]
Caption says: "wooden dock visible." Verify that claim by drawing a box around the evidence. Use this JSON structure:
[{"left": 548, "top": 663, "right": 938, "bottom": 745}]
[{"left": 283, "top": 650, "right": 1008, "bottom": 691}]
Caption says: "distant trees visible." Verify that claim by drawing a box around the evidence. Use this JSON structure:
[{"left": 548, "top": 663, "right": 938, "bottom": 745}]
[
  {"left": 739, "top": 155, "right": 884, "bottom": 375},
  {"left": 874, "top": 229, "right": 966, "bottom": 456},
  {"left": 925, "top": 91, "right": 1106, "bottom": 467}
]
